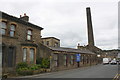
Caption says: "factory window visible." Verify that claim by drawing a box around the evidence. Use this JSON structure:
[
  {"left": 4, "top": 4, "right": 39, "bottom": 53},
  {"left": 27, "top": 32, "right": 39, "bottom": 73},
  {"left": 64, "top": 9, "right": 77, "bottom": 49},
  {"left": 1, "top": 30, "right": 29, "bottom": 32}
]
[
  {"left": 27, "top": 29, "right": 32, "bottom": 40},
  {"left": 10, "top": 24, "right": 16, "bottom": 37},
  {"left": 54, "top": 54, "right": 58, "bottom": 67},
  {"left": 87, "top": 55, "right": 89, "bottom": 63},
  {"left": 23, "top": 48, "right": 27, "bottom": 62},
  {"left": 83, "top": 55, "right": 85, "bottom": 64},
  {"left": 82, "top": 55, "right": 85, "bottom": 63},
  {"left": 70, "top": 55, "right": 74, "bottom": 65},
  {"left": 46, "top": 41, "right": 49, "bottom": 46},
  {"left": 81, "top": 55, "right": 83, "bottom": 62},
  {"left": 64, "top": 54, "right": 67, "bottom": 66},
  {"left": 42, "top": 41, "right": 44, "bottom": 44},
  {"left": 90, "top": 55, "right": 92, "bottom": 63},
  {"left": 0, "top": 21, "right": 7, "bottom": 35},
  {"left": 54, "top": 42, "right": 58, "bottom": 47}
]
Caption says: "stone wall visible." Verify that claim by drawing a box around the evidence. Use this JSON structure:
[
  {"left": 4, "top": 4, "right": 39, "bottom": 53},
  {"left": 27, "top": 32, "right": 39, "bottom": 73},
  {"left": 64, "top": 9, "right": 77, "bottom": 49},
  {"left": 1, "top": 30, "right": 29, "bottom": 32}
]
[
  {"left": 50, "top": 51, "right": 97, "bottom": 71},
  {"left": 1, "top": 16, "right": 43, "bottom": 73}
]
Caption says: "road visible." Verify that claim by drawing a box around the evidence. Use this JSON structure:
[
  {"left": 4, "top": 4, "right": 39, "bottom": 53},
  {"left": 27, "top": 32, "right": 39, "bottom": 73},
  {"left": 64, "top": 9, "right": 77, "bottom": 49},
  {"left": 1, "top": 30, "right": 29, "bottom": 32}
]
[{"left": 20, "top": 64, "right": 119, "bottom": 78}]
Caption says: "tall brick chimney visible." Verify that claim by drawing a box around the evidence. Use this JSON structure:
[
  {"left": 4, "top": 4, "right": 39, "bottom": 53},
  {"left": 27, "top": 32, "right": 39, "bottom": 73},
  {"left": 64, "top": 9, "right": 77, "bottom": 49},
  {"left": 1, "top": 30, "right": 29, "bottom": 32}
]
[
  {"left": 19, "top": 13, "right": 29, "bottom": 22},
  {"left": 86, "top": 7, "right": 95, "bottom": 46}
]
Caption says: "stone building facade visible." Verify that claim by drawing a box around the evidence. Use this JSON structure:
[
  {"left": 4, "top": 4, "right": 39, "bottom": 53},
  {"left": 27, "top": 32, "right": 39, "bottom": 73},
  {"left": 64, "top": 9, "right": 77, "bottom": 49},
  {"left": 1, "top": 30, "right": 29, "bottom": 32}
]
[
  {"left": 1, "top": 10, "right": 98, "bottom": 75},
  {"left": 102, "top": 50, "right": 119, "bottom": 59},
  {"left": 50, "top": 47, "right": 97, "bottom": 71},
  {"left": 42, "top": 37, "right": 97, "bottom": 71},
  {"left": 42, "top": 37, "right": 60, "bottom": 47},
  {"left": 1, "top": 12, "right": 45, "bottom": 74}
]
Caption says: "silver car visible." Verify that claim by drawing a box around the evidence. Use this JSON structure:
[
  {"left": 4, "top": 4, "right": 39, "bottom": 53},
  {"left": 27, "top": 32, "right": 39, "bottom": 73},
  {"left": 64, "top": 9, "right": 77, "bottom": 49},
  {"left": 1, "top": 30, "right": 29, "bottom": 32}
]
[{"left": 110, "top": 60, "right": 117, "bottom": 65}]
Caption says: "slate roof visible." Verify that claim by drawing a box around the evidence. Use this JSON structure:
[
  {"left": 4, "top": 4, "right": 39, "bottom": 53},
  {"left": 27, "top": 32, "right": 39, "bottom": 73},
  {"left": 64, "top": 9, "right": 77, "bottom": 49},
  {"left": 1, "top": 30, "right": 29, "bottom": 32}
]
[
  {"left": 49, "top": 47, "right": 95, "bottom": 54},
  {"left": 42, "top": 37, "right": 60, "bottom": 41},
  {"left": 1, "top": 11, "right": 43, "bottom": 30}
]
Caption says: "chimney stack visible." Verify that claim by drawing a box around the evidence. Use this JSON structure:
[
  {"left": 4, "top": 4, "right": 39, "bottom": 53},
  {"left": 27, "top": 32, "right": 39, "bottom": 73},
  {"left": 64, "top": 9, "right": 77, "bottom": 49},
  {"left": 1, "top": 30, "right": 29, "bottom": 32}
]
[
  {"left": 20, "top": 15, "right": 22, "bottom": 18},
  {"left": 86, "top": 7, "right": 95, "bottom": 46},
  {"left": 19, "top": 13, "right": 29, "bottom": 22}
]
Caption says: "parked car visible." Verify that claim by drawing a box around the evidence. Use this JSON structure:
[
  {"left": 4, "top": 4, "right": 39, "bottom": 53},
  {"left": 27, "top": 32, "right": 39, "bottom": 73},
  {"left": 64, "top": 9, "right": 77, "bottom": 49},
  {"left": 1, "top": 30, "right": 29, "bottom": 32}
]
[
  {"left": 103, "top": 58, "right": 110, "bottom": 64},
  {"left": 110, "top": 60, "right": 117, "bottom": 65},
  {"left": 118, "top": 60, "right": 120, "bottom": 65}
]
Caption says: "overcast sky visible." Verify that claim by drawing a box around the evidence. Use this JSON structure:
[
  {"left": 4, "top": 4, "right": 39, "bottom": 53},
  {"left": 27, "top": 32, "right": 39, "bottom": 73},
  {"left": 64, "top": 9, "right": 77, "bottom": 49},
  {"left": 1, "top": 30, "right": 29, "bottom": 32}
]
[{"left": 0, "top": 0, "right": 118, "bottom": 50}]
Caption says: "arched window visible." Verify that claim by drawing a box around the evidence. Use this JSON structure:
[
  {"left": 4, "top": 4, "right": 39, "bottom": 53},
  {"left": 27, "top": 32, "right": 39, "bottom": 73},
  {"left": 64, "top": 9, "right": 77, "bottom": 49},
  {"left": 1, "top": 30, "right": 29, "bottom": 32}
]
[
  {"left": 22, "top": 47, "right": 36, "bottom": 64},
  {"left": 27, "top": 29, "right": 32, "bottom": 40},
  {"left": 23, "top": 48, "right": 27, "bottom": 62},
  {"left": 10, "top": 24, "right": 16, "bottom": 37},
  {"left": 0, "top": 21, "right": 7, "bottom": 35},
  {"left": 30, "top": 48, "right": 35, "bottom": 64}
]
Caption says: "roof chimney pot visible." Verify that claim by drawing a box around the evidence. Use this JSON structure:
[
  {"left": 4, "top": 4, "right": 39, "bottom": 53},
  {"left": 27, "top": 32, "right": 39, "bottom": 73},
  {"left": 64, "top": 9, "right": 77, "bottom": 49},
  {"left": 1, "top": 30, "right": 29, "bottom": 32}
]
[
  {"left": 19, "top": 13, "right": 29, "bottom": 22},
  {"left": 20, "top": 15, "right": 22, "bottom": 18},
  {"left": 24, "top": 13, "right": 26, "bottom": 16}
]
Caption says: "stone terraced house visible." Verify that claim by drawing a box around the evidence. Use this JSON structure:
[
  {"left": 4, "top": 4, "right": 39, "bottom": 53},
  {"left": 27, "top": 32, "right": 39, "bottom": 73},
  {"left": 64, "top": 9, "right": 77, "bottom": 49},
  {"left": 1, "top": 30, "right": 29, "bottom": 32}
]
[{"left": 1, "top": 11, "right": 97, "bottom": 75}]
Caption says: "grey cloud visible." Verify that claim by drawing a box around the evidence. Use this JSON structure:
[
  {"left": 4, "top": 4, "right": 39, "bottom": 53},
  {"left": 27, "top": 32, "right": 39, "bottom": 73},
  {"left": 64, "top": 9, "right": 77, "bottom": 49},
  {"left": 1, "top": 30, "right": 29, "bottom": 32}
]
[{"left": 0, "top": 1, "right": 118, "bottom": 50}]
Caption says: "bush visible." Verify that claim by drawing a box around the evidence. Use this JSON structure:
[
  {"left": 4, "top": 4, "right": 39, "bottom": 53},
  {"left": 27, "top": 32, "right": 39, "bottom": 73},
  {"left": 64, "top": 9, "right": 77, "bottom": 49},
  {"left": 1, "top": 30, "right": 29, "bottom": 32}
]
[
  {"left": 16, "top": 62, "right": 42, "bottom": 75},
  {"left": 36, "top": 58, "right": 42, "bottom": 64},
  {"left": 41, "top": 58, "right": 50, "bottom": 69},
  {"left": 16, "top": 62, "right": 28, "bottom": 70},
  {"left": 17, "top": 67, "right": 33, "bottom": 75},
  {"left": 16, "top": 62, "right": 32, "bottom": 75},
  {"left": 29, "top": 64, "right": 39, "bottom": 70},
  {"left": 37, "top": 64, "right": 42, "bottom": 68},
  {"left": 16, "top": 60, "right": 50, "bottom": 75},
  {"left": 36, "top": 58, "right": 50, "bottom": 69}
]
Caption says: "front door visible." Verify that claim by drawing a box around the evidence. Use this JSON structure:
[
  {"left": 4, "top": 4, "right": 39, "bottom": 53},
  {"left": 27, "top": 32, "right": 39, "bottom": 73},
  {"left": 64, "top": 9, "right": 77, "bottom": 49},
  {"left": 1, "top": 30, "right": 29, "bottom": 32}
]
[
  {"left": 7, "top": 47, "right": 15, "bottom": 67},
  {"left": 2, "top": 46, "right": 5, "bottom": 68}
]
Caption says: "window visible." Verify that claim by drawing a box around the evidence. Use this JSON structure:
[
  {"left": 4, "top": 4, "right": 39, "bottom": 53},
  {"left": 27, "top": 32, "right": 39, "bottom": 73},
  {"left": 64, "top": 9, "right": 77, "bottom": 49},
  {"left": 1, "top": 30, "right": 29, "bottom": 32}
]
[
  {"left": 27, "top": 29, "right": 32, "bottom": 40},
  {"left": 64, "top": 54, "right": 67, "bottom": 66},
  {"left": 83, "top": 55, "right": 85, "bottom": 64},
  {"left": 0, "top": 21, "right": 7, "bottom": 35},
  {"left": 81, "top": 55, "right": 82, "bottom": 62},
  {"left": 30, "top": 48, "right": 35, "bottom": 64},
  {"left": 10, "top": 24, "right": 16, "bottom": 37},
  {"left": 54, "top": 42, "right": 58, "bottom": 47},
  {"left": 87, "top": 56, "right": 89, "bottom": 63},
  {"left": 54, "top": 54, "right": 58, "bottom": 67},
  {"left": 22, "top": 47, "right": 36, "bottom": 64},
  {"left": 23, "top": 48, "right": 27, "bottom": 62},
  {"left": 42, "top": 41, "right": 44, "bottom": 44},
  {"left": 46, "top": 41, "right": 49, "bottom": 46},
  {"left": 70, "top": 55, "right": 74, "bottom": 65}
]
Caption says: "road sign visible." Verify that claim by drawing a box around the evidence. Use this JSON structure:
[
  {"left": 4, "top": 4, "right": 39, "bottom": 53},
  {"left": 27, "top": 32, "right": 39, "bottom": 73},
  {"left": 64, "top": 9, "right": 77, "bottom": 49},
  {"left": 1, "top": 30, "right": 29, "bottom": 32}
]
[{"left": 76, "top": 54, "right": 81, "bottom": 62}]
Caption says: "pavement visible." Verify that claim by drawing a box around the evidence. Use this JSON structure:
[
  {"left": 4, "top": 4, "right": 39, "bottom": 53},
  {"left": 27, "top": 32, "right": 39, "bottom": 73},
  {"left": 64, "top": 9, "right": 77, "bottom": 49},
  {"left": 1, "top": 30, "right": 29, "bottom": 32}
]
[{"left": 17, "top": 64, "right": 119, "bottom": 78}]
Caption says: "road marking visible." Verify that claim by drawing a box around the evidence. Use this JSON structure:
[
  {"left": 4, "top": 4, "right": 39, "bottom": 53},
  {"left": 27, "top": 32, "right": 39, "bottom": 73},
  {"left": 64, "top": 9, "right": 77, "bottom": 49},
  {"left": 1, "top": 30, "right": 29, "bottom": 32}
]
[{"left": 113, "top": 73, "right": 119, "bottom": 80}]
